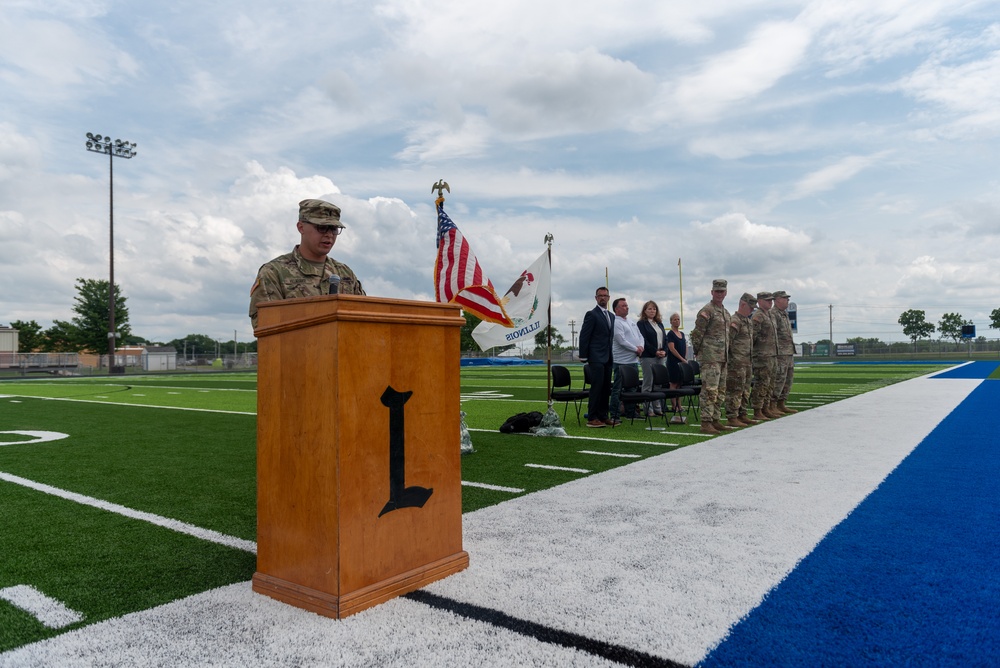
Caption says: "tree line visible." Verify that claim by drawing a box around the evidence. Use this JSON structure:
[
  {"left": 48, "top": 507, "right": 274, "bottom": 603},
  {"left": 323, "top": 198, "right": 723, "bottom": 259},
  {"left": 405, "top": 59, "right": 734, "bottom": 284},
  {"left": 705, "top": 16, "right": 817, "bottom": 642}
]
[
  {"left": 897, "top": 308, "right": 1000, "bottom": 346},
  {"left": 8, "top": 279, "right": 998, "bottom": 356},
  {"left": 6, "top": 278, "right": 258, "bottom": 356}
]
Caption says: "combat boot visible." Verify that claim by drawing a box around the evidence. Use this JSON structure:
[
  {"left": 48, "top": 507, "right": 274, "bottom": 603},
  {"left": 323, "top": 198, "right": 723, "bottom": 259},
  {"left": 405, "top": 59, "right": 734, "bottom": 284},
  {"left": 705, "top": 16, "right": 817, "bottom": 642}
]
[
  {"left": 712, "top": 420, "right": 734, "bottom": 431},
  {"left": 725, "top": 417, "right": 745, "bottom": 428},
  {"left": 739, "top": 413, "right": 759, "bottom": 425},
  {"left": 778, "top": 400, "right": 798, "bottom": 414},
  {"left": 764, "top": 401, "right": 784, "bottom": 419},
  {"left": 700, "top": 421, "right": 720, "bottom": 435},
  {"left": 752, "top": 406, "right": 771, "bottom": 421}
]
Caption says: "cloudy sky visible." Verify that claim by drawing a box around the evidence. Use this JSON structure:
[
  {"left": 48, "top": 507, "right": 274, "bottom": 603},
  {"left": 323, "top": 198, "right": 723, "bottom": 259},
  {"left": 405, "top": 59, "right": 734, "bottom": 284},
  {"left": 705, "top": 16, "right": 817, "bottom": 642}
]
[{"left": 2, "top": 0, "right": 999, "bottom": 347}]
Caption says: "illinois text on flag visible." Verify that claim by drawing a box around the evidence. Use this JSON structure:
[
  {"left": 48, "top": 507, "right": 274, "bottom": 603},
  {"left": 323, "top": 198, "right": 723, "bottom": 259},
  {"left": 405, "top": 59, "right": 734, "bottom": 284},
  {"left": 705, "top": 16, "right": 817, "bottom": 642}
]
[{"left": 472, "top": 250, "right": 550, "bottom": 351}]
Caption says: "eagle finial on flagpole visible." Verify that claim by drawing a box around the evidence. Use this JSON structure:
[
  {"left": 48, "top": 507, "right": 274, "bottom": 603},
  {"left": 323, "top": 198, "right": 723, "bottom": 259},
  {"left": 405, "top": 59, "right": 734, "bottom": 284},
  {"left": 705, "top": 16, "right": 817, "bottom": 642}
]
[{"left": 432, "top": 179, "right": 450, "bottom": 203}]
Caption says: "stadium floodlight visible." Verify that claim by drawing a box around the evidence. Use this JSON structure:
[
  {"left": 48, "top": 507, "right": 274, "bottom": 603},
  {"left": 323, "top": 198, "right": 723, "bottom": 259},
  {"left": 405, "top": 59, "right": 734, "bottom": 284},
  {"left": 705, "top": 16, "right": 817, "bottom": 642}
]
[{"left": 85, "top": 133, "right": 137, "bottom": 375}]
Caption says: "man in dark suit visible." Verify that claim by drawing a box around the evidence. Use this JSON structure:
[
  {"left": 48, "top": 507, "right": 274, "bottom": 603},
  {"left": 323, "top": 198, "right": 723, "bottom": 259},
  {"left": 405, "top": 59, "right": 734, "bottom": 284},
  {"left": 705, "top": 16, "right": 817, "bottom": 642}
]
[{"left": 578, "top": 286, "right": 614, "bottom": 427}]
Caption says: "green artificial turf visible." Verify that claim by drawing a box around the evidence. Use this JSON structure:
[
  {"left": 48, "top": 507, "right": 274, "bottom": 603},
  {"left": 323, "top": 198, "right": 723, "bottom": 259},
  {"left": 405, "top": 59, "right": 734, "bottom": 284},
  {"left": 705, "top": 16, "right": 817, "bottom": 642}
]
[{"left": 0, "top": 362, "right": 950, "bottom": 652}]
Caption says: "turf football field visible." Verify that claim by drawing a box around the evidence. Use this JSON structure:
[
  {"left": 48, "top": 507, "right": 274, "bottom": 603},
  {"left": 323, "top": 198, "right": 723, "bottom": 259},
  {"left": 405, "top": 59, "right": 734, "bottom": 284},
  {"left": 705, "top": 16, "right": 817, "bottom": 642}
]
[{"left": 1, "top": 362, "right": 997, "bottom": 666}]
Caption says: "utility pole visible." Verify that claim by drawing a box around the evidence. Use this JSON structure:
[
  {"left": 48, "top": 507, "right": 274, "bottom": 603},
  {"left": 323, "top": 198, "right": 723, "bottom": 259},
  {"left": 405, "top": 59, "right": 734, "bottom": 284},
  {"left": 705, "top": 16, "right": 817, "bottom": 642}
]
[
  {"left": 85, "top": 133, "right": 137, "bottom": 374},
  {"left": 829, "top": 304, "right": 834, "bottom": 357},
  {"left": 567, "top": 319, "right": 577, "bottom": 352}
]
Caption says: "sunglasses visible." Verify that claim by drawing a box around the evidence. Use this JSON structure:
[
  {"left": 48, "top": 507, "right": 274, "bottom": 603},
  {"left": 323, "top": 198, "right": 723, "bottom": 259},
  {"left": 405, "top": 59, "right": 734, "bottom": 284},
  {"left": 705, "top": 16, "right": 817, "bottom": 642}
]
[{"left": 305, "top": 222, "right": 343, "bottom": 236}]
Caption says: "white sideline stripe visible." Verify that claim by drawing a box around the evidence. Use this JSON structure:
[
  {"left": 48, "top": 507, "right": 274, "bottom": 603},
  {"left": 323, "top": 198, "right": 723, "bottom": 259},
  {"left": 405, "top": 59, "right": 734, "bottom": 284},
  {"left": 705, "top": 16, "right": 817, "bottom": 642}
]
[
  {"left": 461, "top": 481, "right": 525, "bottom": 493},
  {"left": 21, "top": 396, "right": 255, "bottom": 415},
  {"left": 0, "top": 586, "right": 84, "bottom": 629},
  {"left": 524, "top": 464, "right": 590, "bottom": 473},
  {"left": 577, "top": 450, "right": 642, "bottom": 459},
  {"left": 467, "top": 428, "right": 680, "bottom": 447},
  {"left": 0, "top": 471, "right": 256, "bottom": 554}
]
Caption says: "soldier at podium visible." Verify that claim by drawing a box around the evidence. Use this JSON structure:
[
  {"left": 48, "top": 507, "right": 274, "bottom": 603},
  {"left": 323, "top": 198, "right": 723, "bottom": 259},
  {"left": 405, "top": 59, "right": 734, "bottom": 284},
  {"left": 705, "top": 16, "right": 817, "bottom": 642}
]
[{"left": 249, "top": 198, "right": 366, "bottom": 328}]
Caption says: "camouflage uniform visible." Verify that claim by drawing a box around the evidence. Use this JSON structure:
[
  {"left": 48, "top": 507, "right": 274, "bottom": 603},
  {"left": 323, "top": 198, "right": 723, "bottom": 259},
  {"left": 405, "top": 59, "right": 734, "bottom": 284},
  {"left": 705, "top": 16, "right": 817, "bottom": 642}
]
[
  {"left": 690, "top": 283, "right": 730, "bottom": 425},
  {"left": 772, "top": 292, "right": 795, "bottom": 403},
  {"left": 751, "top": 292, "right": 778, "bottom": 415},
  {"left": 249, "top": 199, "right": 366, "bottom": 329},
  {"left": 249, "top": 247, "right": 364, "bottom": 328},
  {"left": 725, "top": 298, "right": 755, "bottom": 420}
]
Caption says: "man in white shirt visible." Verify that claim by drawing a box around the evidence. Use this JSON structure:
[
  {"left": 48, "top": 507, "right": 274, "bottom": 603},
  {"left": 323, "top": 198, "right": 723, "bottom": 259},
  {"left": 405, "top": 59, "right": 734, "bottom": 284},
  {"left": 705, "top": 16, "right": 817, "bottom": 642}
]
[{"left": 609, "top": 297, "right": 644, "bottom": 424}]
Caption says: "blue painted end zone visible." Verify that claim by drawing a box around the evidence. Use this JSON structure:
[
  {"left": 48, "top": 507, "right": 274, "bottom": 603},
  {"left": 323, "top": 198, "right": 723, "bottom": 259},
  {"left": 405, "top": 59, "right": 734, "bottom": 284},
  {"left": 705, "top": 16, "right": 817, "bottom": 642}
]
[
  {"left": 460, "top": 357, "right": 545, "bottom": 366},
  {"left": 929, "top": 361, "right": 1000, "bottom": 379},
  {"left": 701, "top": 380, "right": 1000, "bottom": 667}
]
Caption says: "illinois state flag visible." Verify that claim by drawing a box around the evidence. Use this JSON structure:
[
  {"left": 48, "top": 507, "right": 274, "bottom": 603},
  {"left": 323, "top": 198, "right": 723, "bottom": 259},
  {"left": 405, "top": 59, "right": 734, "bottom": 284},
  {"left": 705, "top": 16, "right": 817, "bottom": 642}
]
[
  {"left": 434, "top": 202, "right": 513, "bottom": 326},
  {"left": 471, "top": 250, "right": 550, "bottom": 351}
]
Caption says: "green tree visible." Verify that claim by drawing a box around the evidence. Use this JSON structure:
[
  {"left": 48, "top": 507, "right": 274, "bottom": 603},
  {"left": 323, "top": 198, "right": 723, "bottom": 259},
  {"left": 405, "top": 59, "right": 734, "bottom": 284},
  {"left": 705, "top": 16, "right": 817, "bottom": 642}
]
[
  {"left": 459, "top": 312, "right": 483, "bottom": 352},
  {"left": 898, "top": 309, "right": 935, "bottom": 347},
  {"left": 167, "top": 334, "right": 221, "bottom": 359},
  {"left": 9, "top": 319, "right": 44, "bottom": 352},
  {"left": 534, "top": 326, "right": 566, "bottom": 350},
  {"left": 937, "top": 312, "right": 970, "bottom": 343},
  {"left": 846, "top": 337, "right": 885, "bottom": 354},
  {"left": 990, "top": 307, "right": 1000, "bottom": 330},
  {"left": 44, "top": 320, "right": 82, "bottom": 352},
  {"left": 846, "top": 337, "right": 883, "bottom": 345},
  {"left": 69, "top": 278, "right": 131, "bottom": 353}
]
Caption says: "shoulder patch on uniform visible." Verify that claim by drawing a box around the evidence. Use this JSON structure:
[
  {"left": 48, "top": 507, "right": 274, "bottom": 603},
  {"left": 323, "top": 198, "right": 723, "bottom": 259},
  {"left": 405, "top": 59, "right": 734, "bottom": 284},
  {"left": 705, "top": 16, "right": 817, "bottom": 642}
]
[
  {"left": 698, "top": 310, "right": 710, "bottom": 319},
  {"left": 250, "top": 279, "right": 259, "bottom": 295}
]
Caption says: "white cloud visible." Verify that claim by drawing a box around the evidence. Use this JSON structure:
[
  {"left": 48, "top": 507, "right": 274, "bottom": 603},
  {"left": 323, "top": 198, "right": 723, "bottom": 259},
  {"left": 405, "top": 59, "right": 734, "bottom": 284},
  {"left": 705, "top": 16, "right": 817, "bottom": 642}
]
[
  {"left": 787, "top": 153, "right": 887, "bottom": 200},
  {"left": 911, "top": 51, "right": 1000, "bottom": 112},
  {"left": 669, "top": 21, "right": 812, "bottom": 122},
  {"left": 2, "top": 1, "right": 1000, "bottom": 345},
  {"left": 801, "top": 0, "right": 963, "bottom": 75},
  {"left": 0, "top": 16, "right": 138, "bottom": 94}
]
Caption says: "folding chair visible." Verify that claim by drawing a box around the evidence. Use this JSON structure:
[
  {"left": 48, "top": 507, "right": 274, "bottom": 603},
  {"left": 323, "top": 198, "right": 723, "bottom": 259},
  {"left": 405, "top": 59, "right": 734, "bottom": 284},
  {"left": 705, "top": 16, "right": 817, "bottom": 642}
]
[
  {"left": 617, "top": 364, "right": 665, "bottom": 430},
  {"left": 550, "top": 365, "right": 589, "bottom": 425},
  {"left": 652, "top": 363, "right": 695, "bottom": 427},
  {"left": 677, "top": 361, "right": 701, "bottom": 418}
]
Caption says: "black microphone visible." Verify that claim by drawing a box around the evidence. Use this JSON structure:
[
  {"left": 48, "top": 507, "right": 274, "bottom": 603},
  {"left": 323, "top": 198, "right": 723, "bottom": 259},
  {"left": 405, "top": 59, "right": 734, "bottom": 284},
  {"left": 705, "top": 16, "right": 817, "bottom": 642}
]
[{"left": 328, "top": 274, "right": 341, "bottom": 294}]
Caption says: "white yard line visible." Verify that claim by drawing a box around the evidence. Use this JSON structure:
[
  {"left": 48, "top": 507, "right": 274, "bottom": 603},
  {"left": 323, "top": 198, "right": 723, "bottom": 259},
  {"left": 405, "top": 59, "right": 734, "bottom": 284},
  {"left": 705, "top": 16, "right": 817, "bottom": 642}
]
[
  {"left": 0, "top": 471, "right": 256, "bottom": 554},
  {"left": 0, "top": 586, "right": 83, "bottom": 629},
  {"left": 5, "top": 395, "right": 254, "bottom": 415},
  {"left": 523, "top": 463, "right": 590, "bottom": 473},
  {"left": 461, "top": 481, "right": 525, "bottom": 493}
]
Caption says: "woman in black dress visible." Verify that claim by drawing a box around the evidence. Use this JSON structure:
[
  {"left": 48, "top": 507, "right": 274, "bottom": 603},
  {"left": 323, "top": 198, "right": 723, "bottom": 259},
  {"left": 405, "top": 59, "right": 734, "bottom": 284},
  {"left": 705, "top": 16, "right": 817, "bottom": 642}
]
[{"left": 665, "top": 312, "right": 687, "bottom": 421}]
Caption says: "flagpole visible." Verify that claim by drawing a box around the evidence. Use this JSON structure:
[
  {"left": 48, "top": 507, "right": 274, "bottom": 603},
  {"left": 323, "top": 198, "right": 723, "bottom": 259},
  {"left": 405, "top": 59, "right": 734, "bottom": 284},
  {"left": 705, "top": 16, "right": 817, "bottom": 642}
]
[
  {"left": 677, "top": 257, "right": 684, "bottom": 330},
  {"left": 545, "top": 233, "right": 554, "bottom": 408}
]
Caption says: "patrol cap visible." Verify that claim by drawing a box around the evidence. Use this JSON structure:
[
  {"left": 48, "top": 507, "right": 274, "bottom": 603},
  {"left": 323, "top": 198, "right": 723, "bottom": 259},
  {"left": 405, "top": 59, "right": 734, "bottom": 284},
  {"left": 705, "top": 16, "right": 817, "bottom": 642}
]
[
  {"left": 712, "top": 279, "right": 728, "bottom": 291},
  {"left": 772, "top": 290, "right": 790, "bottom": 299},
  {"left": 756, "top": 291, "right": 774, "bottom": 301},
  {"left": 740, "top": 292, "right": 758, "bottom": 307},
  {"left": 299, "top": 199, "right": 345, "bottom": 227}
]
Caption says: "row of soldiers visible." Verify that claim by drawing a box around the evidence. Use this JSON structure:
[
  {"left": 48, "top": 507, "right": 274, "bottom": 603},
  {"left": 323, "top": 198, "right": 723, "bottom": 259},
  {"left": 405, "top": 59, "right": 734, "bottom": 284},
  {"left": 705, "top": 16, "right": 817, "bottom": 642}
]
[{"left": 690, "top": 279, "right": 796, "bottom": 435}]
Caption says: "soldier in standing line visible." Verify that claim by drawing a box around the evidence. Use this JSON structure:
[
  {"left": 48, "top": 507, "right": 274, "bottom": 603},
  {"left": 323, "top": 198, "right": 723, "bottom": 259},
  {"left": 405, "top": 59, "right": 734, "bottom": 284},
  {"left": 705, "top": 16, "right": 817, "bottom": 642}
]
[
  {"left": 249, "top": 199, "right": 365, "bottom": 329},
  {"left": 750, "top": 291, "right": 781, "bottom": 420},
  {"left": 771, "top": 290, "right": 798, "bottom": 414},
  {"left": 690, "top": 279, "right": 732, "bottom": 435},
  {"left": 724, "top": 292, "right": 757, "bottom": 427}
]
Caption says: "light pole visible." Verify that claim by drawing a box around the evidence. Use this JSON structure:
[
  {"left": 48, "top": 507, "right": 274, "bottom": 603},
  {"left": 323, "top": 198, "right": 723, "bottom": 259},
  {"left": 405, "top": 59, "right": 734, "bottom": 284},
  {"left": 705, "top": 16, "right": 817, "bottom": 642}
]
[{"left": 85, "top": 132, "right": 137, "bottom": 374}]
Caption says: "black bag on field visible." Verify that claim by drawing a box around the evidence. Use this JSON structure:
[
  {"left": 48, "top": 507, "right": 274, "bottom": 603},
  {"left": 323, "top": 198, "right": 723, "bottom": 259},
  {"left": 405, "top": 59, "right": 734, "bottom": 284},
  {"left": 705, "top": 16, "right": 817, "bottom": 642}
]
[{"left": 499, "top": 411, "right": 544, "bottom": 434}]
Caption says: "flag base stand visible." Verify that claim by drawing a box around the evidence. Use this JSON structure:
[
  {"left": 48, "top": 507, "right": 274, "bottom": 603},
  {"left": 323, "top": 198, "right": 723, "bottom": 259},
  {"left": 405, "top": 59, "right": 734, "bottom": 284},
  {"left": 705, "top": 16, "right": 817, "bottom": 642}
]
[{"left": 531, "top": 406, "right": 567, "bottom": 437}]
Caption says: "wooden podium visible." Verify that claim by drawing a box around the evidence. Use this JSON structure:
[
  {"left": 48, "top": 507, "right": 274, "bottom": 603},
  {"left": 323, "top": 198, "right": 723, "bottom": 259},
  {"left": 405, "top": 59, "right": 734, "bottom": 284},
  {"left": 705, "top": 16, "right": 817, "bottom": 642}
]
[{"left": 252, "top": 294, "right": 469, "bottom": 618}]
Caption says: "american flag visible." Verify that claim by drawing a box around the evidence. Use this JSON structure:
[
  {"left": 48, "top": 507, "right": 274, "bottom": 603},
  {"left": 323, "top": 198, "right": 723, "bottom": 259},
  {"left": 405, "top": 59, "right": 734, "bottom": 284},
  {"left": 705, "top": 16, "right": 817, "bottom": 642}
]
[{"left": 434, "top": 201, "right": 513, "bottom": 326}]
